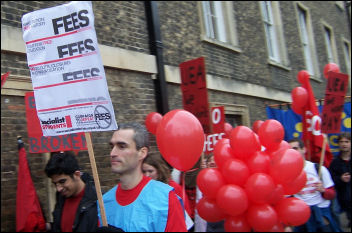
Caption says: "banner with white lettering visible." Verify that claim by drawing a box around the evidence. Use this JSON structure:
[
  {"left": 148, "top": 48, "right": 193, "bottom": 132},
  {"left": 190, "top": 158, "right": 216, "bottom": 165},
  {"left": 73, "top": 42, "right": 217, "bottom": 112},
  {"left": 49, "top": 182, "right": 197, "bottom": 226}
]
[{"left": 22, "top": 1, "right": 117, "bottom": 136}]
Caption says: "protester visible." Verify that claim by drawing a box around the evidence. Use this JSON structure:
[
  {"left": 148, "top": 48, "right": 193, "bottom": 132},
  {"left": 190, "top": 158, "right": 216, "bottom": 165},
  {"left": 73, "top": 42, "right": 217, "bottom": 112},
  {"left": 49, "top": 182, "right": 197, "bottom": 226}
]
[
  {"left": 98, "top": 122, "right": 187, "bottom": 232},
  {"left": 142, "top": 153, "right": 194, "bottom": 230},
  {"left": 329, "top": 132, "right": 351, "bottom": 228},
  {"left": 288, "top": 138, "right": 341, "bottom": 232},
  {"left": 44, "top": 151, "right": 98, "bottom": 232}
]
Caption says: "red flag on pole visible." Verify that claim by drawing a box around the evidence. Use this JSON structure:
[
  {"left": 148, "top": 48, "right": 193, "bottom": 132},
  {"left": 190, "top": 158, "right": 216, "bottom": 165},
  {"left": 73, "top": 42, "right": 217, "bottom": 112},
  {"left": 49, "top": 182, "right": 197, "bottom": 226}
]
[
  {"left": 300, "top": 78, "right": 333, "bottom": 167},
  {"left": 16, "top": 137, "right": 46, "bottom": 232},
  {"left": 1, "top": 71, "right": 10, "bottom": 88}
]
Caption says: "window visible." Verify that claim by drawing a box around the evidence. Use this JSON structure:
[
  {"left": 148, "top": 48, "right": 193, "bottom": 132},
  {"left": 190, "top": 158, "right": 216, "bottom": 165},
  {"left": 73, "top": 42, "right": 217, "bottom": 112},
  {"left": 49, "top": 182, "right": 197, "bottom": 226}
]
[
  {"left": 297, "top": 5, "right": 319, "bottom": 78},
  {"left": 322, "top": 24, "right": 338, "bottom": 64},
  {"left": 343, "top": 39, "right": 351, "bottom": 75},
  {"left": 211, "top": 102, "right": 250, "bottom": 127},
  {"left": 260, "top": 1, "right": 279, "bottom": 62},
  {"left": 200, "top": 1, "right": 240, "bottom": 51},
  {"left": 324, "top": 27, "right": 334, "bottom": 63}
]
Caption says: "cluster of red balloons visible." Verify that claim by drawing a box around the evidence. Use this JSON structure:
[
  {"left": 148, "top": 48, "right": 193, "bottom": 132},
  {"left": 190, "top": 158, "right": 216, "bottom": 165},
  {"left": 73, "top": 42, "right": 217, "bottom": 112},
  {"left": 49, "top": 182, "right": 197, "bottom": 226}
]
[
  {"left": 145, "top": 110, "right": 205, "bottom": 172},
  {"left": 196, "top": 119, "right": 311, "bottom": 232}
]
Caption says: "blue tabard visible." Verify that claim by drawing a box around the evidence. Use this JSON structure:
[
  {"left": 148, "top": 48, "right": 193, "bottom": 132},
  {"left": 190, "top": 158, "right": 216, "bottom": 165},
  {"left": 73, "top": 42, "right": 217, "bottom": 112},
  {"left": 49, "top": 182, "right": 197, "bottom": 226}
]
[{"left": 98, "top": 180, "right": 173, "bottom": 232}]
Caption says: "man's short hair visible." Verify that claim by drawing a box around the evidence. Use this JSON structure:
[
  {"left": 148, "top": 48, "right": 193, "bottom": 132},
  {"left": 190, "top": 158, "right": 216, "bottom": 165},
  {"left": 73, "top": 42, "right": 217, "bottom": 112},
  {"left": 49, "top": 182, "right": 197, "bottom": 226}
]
[
  {"left": 117, "top": 122, "right": 149, "bottom": 150},
  {"left": 288, "top": 138, "right": 305, "bottom": 149},
  {"left": 337, "top": 132, "right": 351, "bottom": 142},
  {"left": 45, "top": 151, "right": 80, "bottom": 178}
]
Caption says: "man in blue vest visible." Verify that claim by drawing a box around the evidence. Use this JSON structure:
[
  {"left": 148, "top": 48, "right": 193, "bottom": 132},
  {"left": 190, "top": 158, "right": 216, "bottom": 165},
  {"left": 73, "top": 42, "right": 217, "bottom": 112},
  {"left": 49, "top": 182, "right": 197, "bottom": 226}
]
[{"left": 98, "top": 122, "right": 187, "bottom": 232}]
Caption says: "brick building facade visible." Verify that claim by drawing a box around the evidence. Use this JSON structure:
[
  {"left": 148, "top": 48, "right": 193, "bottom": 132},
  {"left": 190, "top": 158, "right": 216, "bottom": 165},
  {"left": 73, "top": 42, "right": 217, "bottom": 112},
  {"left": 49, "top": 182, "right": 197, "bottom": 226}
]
[{"left": 1, "top": 1, "right": 350, "bottom": 231}]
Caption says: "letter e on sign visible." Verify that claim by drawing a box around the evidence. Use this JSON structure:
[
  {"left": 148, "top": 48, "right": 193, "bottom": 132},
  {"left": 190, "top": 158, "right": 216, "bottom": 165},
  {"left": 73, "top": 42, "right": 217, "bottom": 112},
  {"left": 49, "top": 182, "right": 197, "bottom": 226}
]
[{"left": 211, "top": 106, "right": 225, "bottom": 134}]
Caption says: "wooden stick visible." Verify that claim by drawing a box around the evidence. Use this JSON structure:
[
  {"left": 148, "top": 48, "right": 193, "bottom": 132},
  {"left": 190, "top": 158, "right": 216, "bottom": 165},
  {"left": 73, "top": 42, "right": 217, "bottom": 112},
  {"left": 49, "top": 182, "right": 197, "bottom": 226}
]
[
  {"left": 318, "top": 134, "right": 328, "bottom": 179},
  {"left": 85, "top": 132, "right": 108, "bottom": 226},
  {"left": 306, "top": 140, "right": 311, "bottom": 161}
]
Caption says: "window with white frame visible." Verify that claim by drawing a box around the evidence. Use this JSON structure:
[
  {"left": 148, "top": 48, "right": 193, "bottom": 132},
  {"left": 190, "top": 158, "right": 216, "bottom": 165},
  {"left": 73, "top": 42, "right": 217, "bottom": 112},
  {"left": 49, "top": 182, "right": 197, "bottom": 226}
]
[
  {"left": 297, "top": 6, "right": 315, "bottom": 76},
  {"left": 343, "top": 40, "right": 351, "bottom": 75},
  {"left": 324, "top": 26, "right": 334, "bottom": 63},
  {"left": 260, "top": 1, "right": 279, "bottom": 62},
  {"left": 200, "top": 1, "right": 240, "bottom": 50},
  {"left": 259, "top": 1, "right": 289, "bottom": 67}
]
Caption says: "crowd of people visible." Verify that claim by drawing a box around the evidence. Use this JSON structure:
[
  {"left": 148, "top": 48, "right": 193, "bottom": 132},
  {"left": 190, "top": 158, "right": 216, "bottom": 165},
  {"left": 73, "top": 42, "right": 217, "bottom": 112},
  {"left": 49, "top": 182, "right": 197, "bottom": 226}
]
[{"left": 42, "top": 122, "right": 350, "bottom": 232}]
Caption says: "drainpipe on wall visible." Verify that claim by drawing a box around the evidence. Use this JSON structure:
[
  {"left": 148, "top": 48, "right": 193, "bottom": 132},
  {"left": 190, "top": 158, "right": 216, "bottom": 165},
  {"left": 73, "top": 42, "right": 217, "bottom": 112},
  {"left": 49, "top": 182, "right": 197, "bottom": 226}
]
[{"left": 145, "top": 1, "right": 169, "bottom": 115}]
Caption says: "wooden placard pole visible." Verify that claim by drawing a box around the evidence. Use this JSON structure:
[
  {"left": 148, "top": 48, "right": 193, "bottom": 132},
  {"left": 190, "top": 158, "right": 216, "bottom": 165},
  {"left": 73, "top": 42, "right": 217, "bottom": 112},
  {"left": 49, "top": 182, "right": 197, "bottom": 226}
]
[
  {"left": 85, "top": 132, "right": 108, "bottom": 226},
  {"left": 318, "top": 134, "right": 328, "bottom": 179}
]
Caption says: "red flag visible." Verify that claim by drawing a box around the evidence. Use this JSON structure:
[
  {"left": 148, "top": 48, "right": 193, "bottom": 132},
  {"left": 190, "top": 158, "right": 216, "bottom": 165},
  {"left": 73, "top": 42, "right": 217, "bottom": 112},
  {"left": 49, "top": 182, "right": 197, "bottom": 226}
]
[
  {"left": 301, "top": 78, "right": 333, "bottom": 167},
  {"left": 16, "top": 139, "right": 46, "bottom": 232},
  {"left": 1, "top": 71, "right": 10, "bottom": 88}
]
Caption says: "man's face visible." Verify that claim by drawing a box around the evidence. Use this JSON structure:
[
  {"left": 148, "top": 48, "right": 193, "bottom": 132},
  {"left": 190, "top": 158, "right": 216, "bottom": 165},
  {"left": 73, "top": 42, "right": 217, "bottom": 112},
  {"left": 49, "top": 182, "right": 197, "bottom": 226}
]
[
  {"left": 289, "top": 141, "right": 306, "bottom": 159},
  {"left": 110, "top": 129, "right": 147, "bottom": 175},
  {"left": 339, "top": 137, "right": 351, "bottom": 153},
  {"left": 51, "top": 173, "right": 81, "bottom": 198}
]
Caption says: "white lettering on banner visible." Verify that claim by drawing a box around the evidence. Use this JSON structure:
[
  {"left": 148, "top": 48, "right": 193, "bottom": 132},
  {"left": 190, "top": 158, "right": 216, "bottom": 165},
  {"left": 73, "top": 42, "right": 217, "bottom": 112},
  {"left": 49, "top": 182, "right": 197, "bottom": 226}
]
[
  {"left": 203, "top": 133, "right": 225, "bottom": 153},
  {"left": 305, "top": 111, "right": 322, "bottom": 136},
  {"left": 212, "top": 108, "right": 221, "bottom": 124},
  {"left": 22, "top": 1, "right": 117, "bottom": 136}
]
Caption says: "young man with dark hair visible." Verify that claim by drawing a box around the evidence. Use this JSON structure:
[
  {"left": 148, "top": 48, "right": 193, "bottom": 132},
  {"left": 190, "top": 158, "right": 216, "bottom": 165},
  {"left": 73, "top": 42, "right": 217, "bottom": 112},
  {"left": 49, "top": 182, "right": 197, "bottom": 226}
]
[
  {"left": 288, "top": 138, "right": 341, "bottom": 232},
  {"left": 98, "top": 122, "right": 187, "bottom": 232},
  {"left": 45, "top": 151, "right": 98, "bottom": 232},
  {"left": 329, "top": 132, "right": 351, "bottom": 228}
]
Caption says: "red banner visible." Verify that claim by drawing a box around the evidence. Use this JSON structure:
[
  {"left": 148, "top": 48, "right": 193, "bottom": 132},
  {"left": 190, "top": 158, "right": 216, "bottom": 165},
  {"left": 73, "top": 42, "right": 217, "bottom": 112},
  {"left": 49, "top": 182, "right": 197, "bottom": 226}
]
[
  {"left": 25, "top": 92, "right": 87, "bottom": 153},
  {"left": 180, "top": 57, "right": 211, "bottom": 133},
  {"left": 301, "top": 78, "right": 333, "bottom": 167},
  {"left": 321, "top": 71, "right": 349, "bottom": 134},
  {"left": 211, "top": 106, "right": 225, "bottom": 134},
  {"left": 1, "top": 71, "right": 10, "bottom": 88}
]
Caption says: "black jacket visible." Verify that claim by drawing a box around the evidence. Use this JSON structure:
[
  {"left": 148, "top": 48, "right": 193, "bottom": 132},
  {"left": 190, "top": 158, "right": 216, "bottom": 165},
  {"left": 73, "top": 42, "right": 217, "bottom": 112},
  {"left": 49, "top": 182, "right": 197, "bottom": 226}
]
[
  {"left": 329, "top": 155, "right": 351, "bottom": 206},
  {"left": 51, "top": 172, "right": 98, "bottom": 232}
]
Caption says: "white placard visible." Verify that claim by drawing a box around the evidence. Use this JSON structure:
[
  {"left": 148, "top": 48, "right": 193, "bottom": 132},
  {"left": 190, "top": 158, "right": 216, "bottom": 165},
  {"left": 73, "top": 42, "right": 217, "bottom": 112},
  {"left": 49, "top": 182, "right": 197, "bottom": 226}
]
[{"left": 22, "top": 1, "right": 117, "bottom": 136}]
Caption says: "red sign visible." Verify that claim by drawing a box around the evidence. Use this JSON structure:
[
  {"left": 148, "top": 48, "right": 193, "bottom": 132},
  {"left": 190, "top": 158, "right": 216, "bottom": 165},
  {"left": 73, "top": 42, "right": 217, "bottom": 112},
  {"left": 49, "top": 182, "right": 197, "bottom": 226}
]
[
  {"left": 211, "top": 106, "right": 225, "bottom": 133},
  {"left": 321, "top": 71, "right": 349, "bottom": 134},
  {"left": 25, "top": 92, "right": 87, "bottom": 153},
  {"left": 180, "top": 57, "right": 211, "bottom": 133}
]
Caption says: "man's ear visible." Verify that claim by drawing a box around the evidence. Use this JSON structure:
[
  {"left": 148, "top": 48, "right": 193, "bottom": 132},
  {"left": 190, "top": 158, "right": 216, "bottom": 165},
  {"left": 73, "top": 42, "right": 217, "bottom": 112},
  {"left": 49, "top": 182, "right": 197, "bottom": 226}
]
[
  {"left": 73, "top": 170, "right": 81, "bottom": 179},
  {"left": 138, "top": 147, "right": 148, "bottom": 160}
]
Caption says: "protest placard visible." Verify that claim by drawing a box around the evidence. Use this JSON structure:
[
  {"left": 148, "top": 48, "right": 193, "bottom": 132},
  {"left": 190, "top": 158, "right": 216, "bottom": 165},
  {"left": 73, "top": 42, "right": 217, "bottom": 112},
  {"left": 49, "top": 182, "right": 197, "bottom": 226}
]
[
  {"left": 321, "top": 71, "right": 349, "bottom": 134},
  {"left": 25, "top": 91, "right": 87, "bottom": 153},
  {"left": 22, "top": 1, "right": 117, "bottom": 137}
]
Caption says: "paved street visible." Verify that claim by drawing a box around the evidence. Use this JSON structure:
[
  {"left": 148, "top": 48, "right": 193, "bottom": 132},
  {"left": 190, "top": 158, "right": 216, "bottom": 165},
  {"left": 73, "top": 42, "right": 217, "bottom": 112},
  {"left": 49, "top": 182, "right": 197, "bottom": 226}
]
[{"left": 340, "top": 212, "right": 351, "bottom": 232}]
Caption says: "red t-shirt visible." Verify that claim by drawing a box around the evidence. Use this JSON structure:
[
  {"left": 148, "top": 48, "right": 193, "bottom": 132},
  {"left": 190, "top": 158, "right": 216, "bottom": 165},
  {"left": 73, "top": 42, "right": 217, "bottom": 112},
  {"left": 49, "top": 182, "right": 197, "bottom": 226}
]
[
  {"left": 115, "top": 175, "right": 187, "bottom": 232},
  {"left": 61, "top": 188, "right": 85, "bottom": 232}
]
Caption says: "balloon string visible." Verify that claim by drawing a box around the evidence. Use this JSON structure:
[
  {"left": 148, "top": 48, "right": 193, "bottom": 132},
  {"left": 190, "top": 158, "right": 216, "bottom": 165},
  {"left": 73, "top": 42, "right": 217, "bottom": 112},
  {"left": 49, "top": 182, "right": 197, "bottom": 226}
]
[{"left": 182, "top": 172, "right": 186, "bottom": 203}]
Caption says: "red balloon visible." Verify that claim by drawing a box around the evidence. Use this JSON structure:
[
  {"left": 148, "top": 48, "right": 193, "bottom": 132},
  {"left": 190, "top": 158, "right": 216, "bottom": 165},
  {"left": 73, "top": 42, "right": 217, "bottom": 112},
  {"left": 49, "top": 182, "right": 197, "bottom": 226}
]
[
  {"left": 224, "top": 122, "right": 233, "bottom": 137},
  {"left": 297, "top": 70, "right": 310, "bottom": 84},
  {"left": 282, "top": 170, "right": 307, "bottom": 195},
  {"left": 230, "top": 126, "right": 260, "bottom": 160},
  {"left": 252, "top": 120, "right": 264, "bottom": 134},
  {"left": 267, "top": 184, "right": 284, "bottom": 205},
  {"left": 246, "top": 151, "right": 270, "bottom": 174},
  {"left": 267, "top": 140, "right": 290, "bottom": 158},
  {"left": 145, "top": 112, "right": 163, "bottom": 135},
  {"left": 246, "top": 204, "right": 278, "bottom": 232},
  {"left": 270, "top": 149, "right": 304, "bottom": 184},
  {"left": 216, "top": 184, "right": 248, "bottom": 216},
  {"left": 224, "top": 215, "right": 251, "bottom": 232},
  {"left": 269, "top": 222, "right": 285, "bottom": 232},
  {"left": 291, "top": 100, "right": 305, "bottom": 115},
  {"left": 196, "top": 196, "right": 226, "bottom": 222},
  {"left": 275, "top": 197, "right": 311, "bottom": 226},
  {"left": 156, "top": 109, "right": 204, "bottom": 171},
  {"left": 323, "top": 63, "right": 340, "bottom": 79},
  {"left": 258, "top": 120, "right": 284, "bottom": 151},
  {"left": 197, "top": 168, "right": 226, "bottom": 199},
  {"left": 291, "top": 87, "right": 308, "bottom": 108},
  {"left": 245, "top": 173, "right": 275, "bottom": 204},
  {"left": 221, "top": 159, "right": 250, "bottom": 186},
  {"left": 214, "top": 138, "right": 234, "bottom": 169}
]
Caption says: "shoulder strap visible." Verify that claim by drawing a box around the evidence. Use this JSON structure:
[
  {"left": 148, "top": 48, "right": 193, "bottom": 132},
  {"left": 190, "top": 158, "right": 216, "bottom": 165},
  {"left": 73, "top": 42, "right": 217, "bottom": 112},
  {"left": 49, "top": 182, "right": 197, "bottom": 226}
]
[{"left": 314, "top": 162, "right": 319, "bottom": 174}]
